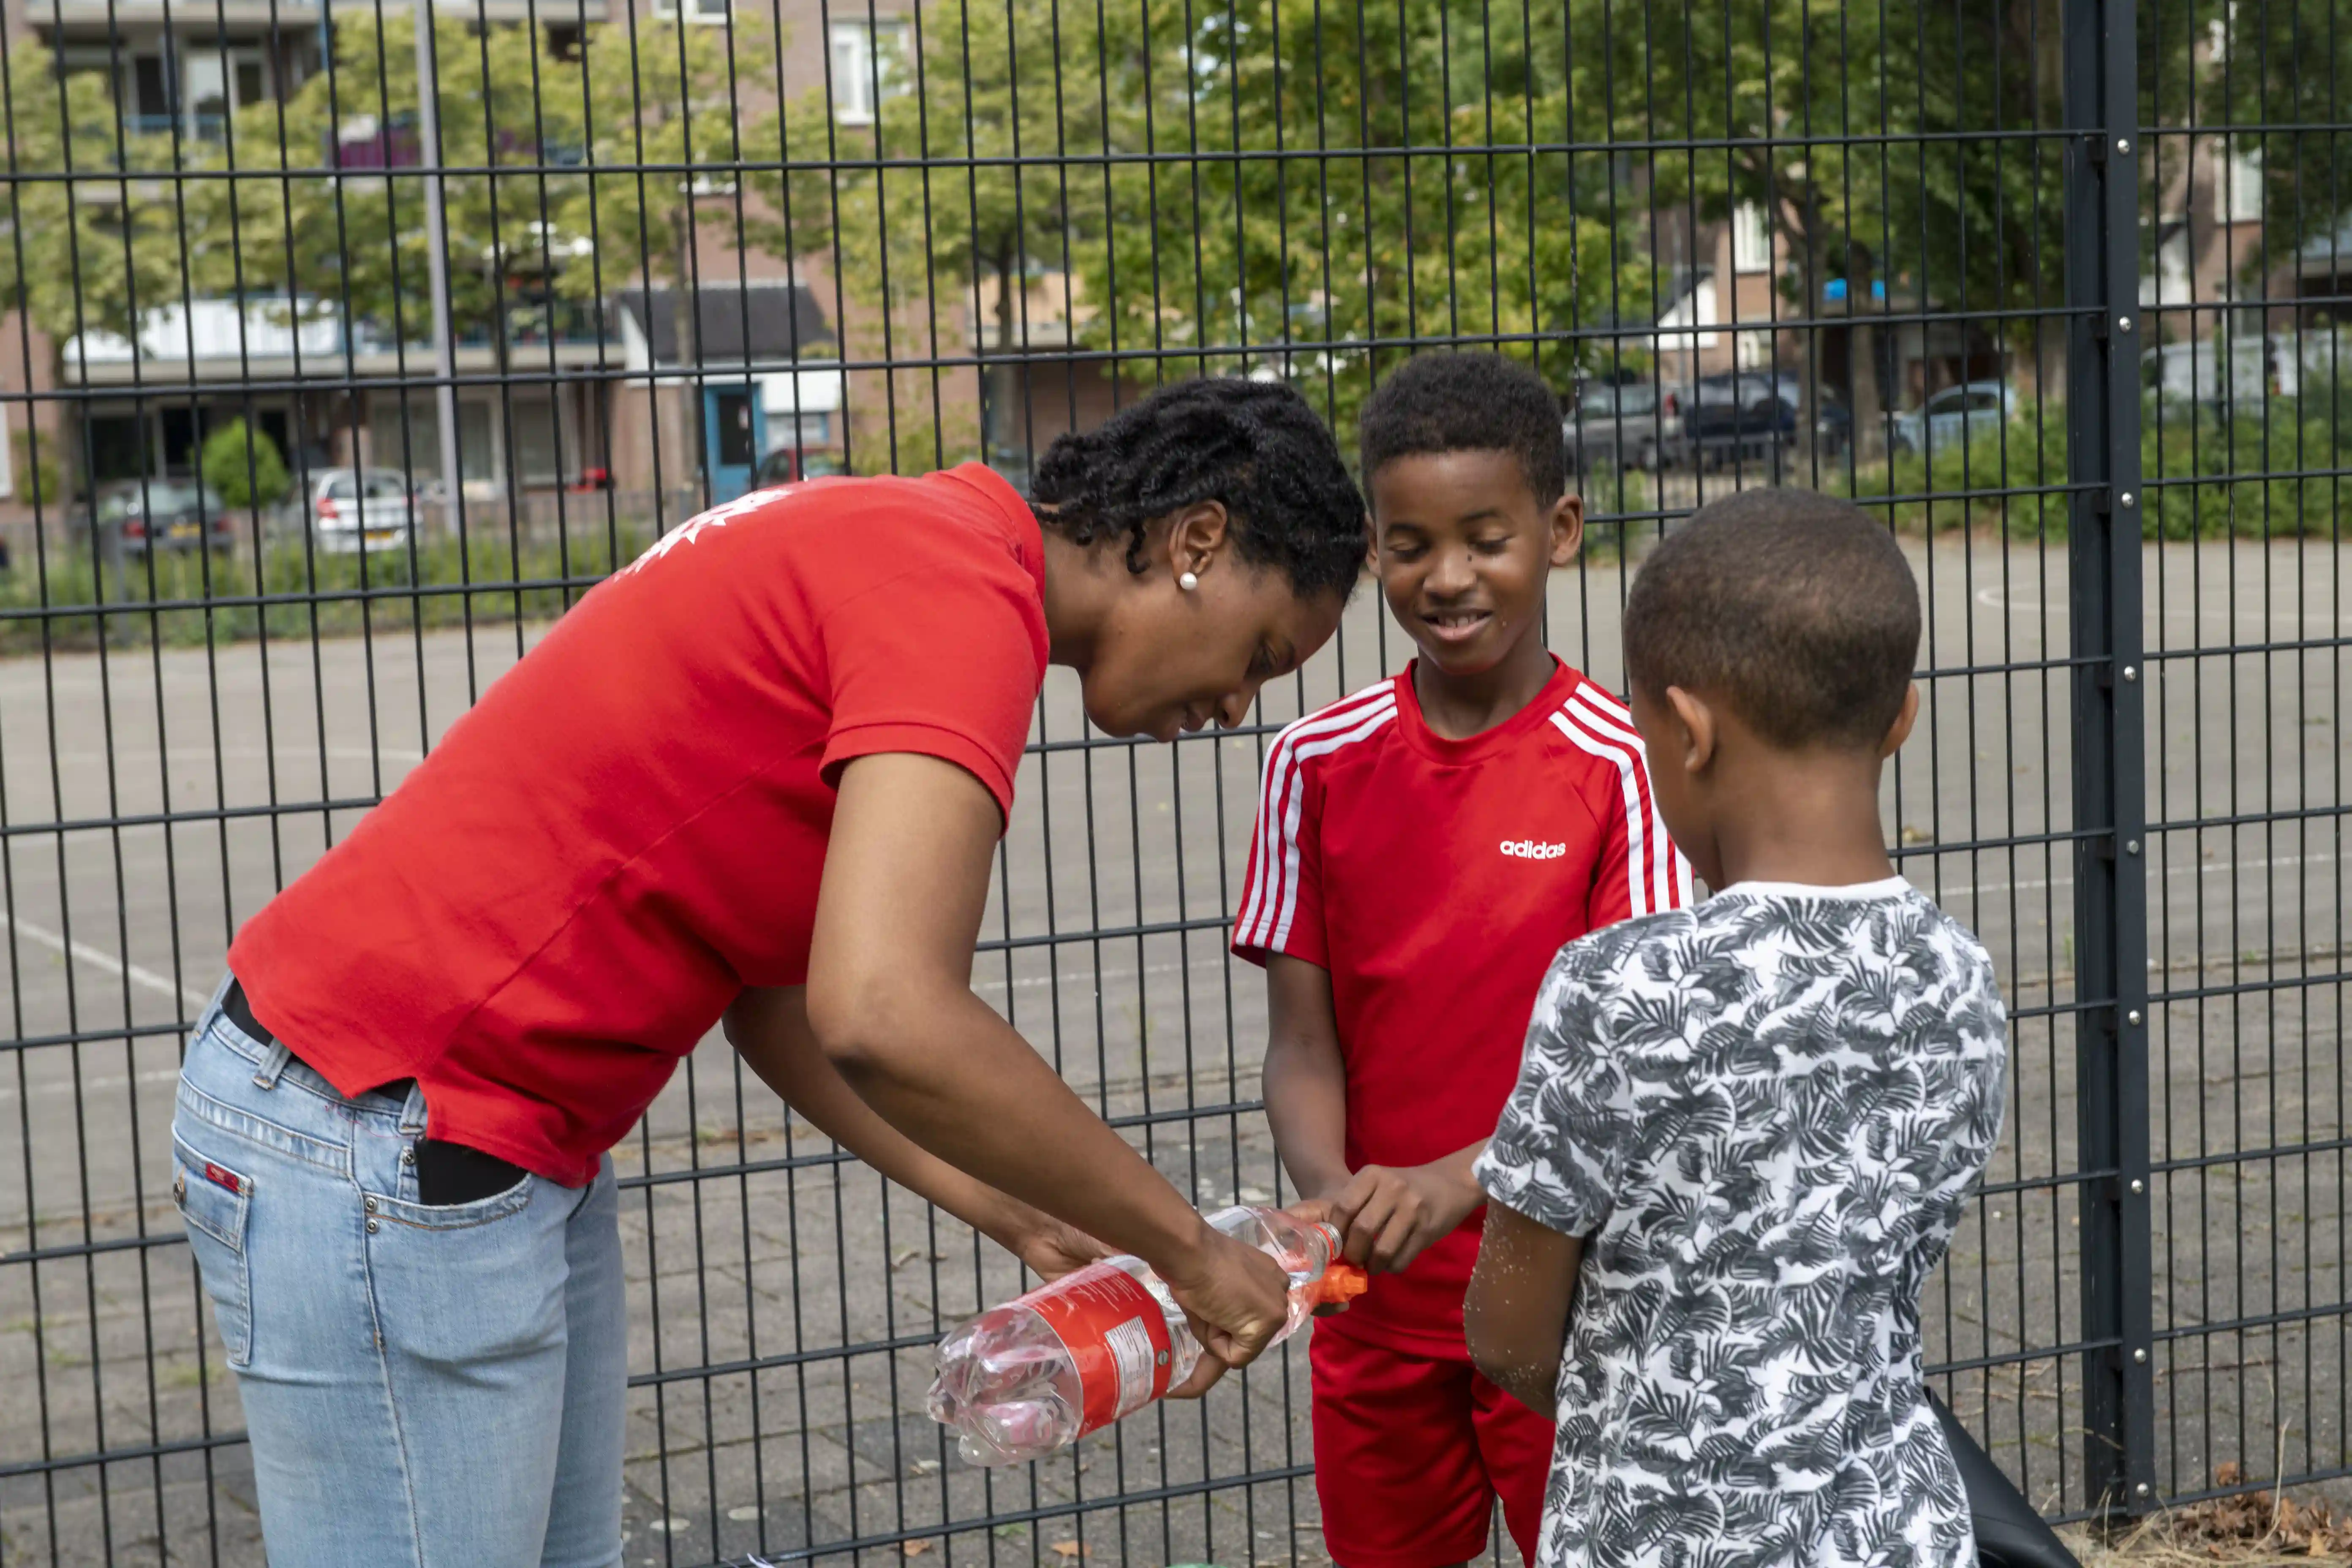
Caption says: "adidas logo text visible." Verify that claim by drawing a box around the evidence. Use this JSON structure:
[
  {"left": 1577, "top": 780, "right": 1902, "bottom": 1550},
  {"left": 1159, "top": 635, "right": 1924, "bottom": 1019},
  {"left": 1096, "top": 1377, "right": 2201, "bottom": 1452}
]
[{"left": 1500, "top": 839, "right": 1567, "bottom": 860}]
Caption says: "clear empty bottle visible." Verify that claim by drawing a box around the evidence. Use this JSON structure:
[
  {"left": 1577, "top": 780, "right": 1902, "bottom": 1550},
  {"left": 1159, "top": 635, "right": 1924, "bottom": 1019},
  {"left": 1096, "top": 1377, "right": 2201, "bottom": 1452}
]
[{"left": 926, "top": 1206, "right": 1368, "bottom": 1466}]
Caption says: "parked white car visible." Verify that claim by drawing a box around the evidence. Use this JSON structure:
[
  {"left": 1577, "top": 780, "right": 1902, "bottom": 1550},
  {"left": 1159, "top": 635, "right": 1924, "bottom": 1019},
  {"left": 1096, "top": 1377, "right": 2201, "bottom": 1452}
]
[
  {"left": 1890, "top": 381, "right": 2018, "bottom": 458},
  {"left": 304, "top": 468, "right": 419, "bottom": 554}
]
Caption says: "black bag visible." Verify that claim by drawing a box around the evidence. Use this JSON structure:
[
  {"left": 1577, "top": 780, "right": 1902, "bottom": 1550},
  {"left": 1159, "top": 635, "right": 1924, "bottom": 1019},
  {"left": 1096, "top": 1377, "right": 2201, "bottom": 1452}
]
[{"left": 1929, "top": 1391, "right": 2082, "bottom": 1568}]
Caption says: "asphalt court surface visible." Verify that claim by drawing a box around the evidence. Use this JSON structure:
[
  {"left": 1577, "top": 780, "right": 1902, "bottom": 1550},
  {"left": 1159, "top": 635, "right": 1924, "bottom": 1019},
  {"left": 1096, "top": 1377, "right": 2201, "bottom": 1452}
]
[{"left": 0, "top": 534, "right": 2344, "bottom": 1561}]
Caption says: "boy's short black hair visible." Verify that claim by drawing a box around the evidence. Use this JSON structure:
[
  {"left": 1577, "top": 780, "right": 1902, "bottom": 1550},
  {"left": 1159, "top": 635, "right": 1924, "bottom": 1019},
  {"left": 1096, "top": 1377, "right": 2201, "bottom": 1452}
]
[
  {"left": 1357, "top": 352, "right": 1566, "bottom": 506},
  {"left": 1031, "top": 377, "right": 1369, "bottom": 601},
  {"left": 1624, "top": 489, "right": 1919, "bottom": 751}
]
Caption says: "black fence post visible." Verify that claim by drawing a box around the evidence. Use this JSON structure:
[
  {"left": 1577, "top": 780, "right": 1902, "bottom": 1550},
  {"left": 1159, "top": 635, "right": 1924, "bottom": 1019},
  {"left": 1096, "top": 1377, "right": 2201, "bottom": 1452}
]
[{"left": 2063, "top": 0, "right": 2154, "bottom": 1518}]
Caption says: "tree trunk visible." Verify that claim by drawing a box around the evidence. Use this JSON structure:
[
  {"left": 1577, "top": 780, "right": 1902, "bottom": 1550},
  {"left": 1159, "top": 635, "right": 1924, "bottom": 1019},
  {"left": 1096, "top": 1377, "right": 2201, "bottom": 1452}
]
[
  {"left": 989, "top": 234, "right": 1018, "bottom": 466},
  {"left": 674, "top": 204, "right": 703, "bottom": 502}
]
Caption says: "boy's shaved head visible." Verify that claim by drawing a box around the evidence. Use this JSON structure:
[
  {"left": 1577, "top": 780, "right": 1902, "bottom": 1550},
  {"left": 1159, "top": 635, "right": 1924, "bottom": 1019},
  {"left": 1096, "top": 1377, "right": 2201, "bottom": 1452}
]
[{"left": 1624, "top": 489, "right": 1919, "bottom": 751}]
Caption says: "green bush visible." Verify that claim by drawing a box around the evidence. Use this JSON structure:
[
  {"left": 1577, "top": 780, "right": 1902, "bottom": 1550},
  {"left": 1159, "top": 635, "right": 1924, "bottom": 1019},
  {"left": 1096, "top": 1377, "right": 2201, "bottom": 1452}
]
[
  {"left": 0, "top": 522, "right": 649, "bottom": 655},
  {"left": 200, "top": 418, "right": 292, "bottom": 510},
  {"left": 9, "top": 428, "right": 67, "bottom": 509},
  {"left": 1841, "top": 387, "right": 2352, "bottom": 540}
]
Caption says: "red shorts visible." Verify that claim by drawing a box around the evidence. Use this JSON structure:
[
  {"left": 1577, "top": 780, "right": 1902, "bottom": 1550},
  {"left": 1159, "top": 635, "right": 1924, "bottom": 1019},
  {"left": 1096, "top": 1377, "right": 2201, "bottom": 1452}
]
[{"left": 1308, "top": 1326, "right": 1553, "bottom": 1568}]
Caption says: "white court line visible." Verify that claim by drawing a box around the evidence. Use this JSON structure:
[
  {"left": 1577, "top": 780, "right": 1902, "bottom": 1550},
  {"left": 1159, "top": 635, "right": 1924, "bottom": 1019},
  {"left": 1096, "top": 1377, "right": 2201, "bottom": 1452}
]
[
  {"left": 1974, "top": 583, "right": 2349, "bottom": 628},
  {"left": 0, "top": 911, "right": 210, "bottom": 1009},
  {"left": 32, "top": 745, "right": 424, "bottom": 766},
  {"left": 0, "top": 1065, "right": 178, "bottom": 1105},
  {"left": 1929, "top": 848, "right": 2338, "bottom": 903}
]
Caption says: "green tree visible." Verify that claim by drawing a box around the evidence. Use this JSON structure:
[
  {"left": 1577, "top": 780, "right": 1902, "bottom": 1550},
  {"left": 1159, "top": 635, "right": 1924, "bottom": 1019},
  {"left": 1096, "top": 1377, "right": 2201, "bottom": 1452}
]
[
  {"left": 749, "top": 0, "right": 1658, "bottom": 450},
  {"left": 2148, "top": 0, "right": 2352, "bottom": 280},
  {"left": 741, "top": 0, "right": 1118, "bottom": 466},
  {"left": 0, "top": 39, "right": 196, "bottom": 343},
  {"left": 1078, "top": 0, "right": 1652, "bottom": 433},
  {"left": 1566, "top": 0, "right": 2072, "bottom": 439},
  {"left": 202, "top": 417, "right": 292, "bottom": 509},
  {"left": 185, "top": 9, "right": 768, "bottom": 488},
  {"left": 191, "top": 13, "right": 592, "bottom": 354}
]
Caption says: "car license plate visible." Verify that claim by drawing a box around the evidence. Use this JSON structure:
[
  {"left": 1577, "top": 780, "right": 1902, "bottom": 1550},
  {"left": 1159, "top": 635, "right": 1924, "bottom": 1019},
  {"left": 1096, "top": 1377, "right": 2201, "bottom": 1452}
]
[
  {"left": 364, "top": 528, "right": 397, "bottom": 544},
  {"left": 169, "top": 523, "right": 199, "bottom": 540}
]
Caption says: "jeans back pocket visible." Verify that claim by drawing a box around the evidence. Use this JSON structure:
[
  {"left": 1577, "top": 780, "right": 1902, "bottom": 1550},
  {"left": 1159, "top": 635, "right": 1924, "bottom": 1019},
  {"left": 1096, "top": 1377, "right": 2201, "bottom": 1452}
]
[{"left": 173, "top": 1135, "right": 253, "bottom": 1368}]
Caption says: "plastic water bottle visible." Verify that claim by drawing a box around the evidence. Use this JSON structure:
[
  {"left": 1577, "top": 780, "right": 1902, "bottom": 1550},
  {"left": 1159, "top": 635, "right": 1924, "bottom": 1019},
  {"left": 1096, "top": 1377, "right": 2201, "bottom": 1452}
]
[{"left": 926, "top": 1206, "right": 1367, "bottom": 1466}]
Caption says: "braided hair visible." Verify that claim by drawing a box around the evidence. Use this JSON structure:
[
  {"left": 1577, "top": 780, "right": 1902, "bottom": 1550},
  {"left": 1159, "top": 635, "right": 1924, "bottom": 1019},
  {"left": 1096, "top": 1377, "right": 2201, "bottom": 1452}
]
[{"left": 1028, "top": 378, "right": 1368, "bottom": 600}]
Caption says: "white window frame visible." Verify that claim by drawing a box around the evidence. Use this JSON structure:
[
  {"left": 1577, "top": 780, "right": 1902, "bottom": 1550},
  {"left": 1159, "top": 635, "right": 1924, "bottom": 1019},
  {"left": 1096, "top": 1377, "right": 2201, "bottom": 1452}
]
[
  {"left": 2219, "top": 143, "right": 2262, "bottom": 225},
  {"left": 1731, "top": 201, "right": 1772, "bottom": 273},
  {"left": 652, "top": 0, "right": 730, "bottom": 24},
  {"left": 830, "top": 18, "right": 909, "bottom": 127}
]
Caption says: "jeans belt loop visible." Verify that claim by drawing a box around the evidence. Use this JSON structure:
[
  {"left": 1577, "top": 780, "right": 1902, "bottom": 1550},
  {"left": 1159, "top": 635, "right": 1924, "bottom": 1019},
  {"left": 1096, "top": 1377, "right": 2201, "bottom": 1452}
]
[{"left": 250, "top": 1040, "right": 294, "bottom": 1092}]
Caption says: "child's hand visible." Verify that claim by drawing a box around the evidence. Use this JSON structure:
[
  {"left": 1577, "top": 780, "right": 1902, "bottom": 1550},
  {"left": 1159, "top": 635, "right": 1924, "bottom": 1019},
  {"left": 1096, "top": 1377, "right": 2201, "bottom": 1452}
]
[{"left": 1322, "top": 1158, "right": 1487, "bottom": 1274}]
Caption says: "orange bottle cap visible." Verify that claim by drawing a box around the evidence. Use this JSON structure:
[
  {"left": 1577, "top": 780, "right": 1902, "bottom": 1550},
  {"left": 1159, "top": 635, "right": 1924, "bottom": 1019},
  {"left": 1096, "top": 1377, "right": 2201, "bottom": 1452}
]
[{"left": 1312, "top": 1263, "right": 1369, "bottom": 1305}]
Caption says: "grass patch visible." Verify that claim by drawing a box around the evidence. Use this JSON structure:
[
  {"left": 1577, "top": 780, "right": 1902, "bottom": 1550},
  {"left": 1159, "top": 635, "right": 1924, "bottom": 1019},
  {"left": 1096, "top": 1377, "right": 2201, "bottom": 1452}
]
[
  {"left": 0, "top": 522, "right": 651, "bottom": 656},
  {"left": 2063, "top": 1463, "right": 2352, "bottom": 1564}
]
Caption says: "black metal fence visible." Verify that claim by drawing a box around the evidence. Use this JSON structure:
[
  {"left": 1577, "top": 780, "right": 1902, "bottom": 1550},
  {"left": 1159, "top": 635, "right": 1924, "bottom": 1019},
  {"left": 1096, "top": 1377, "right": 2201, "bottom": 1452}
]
[{"left": 0, "top": 0, "right": 2345, "bottom": 1557}]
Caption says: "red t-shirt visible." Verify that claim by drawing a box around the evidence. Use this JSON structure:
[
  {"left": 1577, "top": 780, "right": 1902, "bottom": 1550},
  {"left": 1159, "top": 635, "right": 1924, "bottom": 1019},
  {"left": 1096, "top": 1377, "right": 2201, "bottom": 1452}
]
[
  {"left": 229, "top": 465, "right": 1048, "bottom": 1185},
  {"left": 1232, "top": 660, "right": 1688, "bottom": 1356}
]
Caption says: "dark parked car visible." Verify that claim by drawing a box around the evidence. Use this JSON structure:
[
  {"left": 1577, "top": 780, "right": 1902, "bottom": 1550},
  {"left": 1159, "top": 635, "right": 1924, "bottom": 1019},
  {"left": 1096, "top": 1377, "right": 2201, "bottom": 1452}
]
[
  {"left": 1812, "top": 393, "right": 1852, "bottom": 458},
  {"left": 1681, "top": 373, "right": 1797, "bottom": 468},
  {"left": 88, "top": 479, "right": 239, "bottom": 556},
  {"left": 753, "top": 447, "right": 847, "bottom": 490},
  {"left": 1565, "top": 383, "right": 1683, "bottom": 474}
]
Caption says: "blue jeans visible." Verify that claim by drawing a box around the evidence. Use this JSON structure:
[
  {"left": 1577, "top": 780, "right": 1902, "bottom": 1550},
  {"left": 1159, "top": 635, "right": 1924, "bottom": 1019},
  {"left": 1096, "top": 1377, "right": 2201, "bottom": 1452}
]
[{"left": 171, "top": 980, "right": 626, "bottom": 1568}]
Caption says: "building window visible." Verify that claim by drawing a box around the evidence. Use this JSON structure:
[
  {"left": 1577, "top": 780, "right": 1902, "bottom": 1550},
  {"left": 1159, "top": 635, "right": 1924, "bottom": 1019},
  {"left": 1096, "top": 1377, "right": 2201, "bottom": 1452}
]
[
  {"left": 830, "top": 19, "right": 909, "bottom": 126},
  {"left": 1732, "top": 201, "right": 1772, "bottom": 273},
  {"left": 2219, "top": 143, "right": 2262, "bottom": 224},
  {"left": 1735, "top": 329, "right": 1772, "bottom": 370},
  {"left": 653, "top": 0, "right": 730, "bottom": 23}
]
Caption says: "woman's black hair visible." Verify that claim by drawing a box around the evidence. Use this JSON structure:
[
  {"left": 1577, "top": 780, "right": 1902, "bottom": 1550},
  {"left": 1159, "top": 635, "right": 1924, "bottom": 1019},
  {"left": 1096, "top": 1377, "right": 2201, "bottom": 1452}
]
[{"left": 1028, "top": 377, "right": 1369, "bottom": 600}]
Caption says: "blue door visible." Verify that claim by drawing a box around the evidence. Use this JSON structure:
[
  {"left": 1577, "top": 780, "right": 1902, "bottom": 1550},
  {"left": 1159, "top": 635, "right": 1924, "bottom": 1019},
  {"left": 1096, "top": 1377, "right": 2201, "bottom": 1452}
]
[{"left": 703, "top": 384, "right": 765, "bottom": 503}]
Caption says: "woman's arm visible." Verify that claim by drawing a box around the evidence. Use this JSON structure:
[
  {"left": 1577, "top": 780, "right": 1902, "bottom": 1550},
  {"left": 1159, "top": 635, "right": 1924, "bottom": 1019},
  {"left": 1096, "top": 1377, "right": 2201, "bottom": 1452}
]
[
  {"left": 805, "top": 751, "right": 1292, "bottom": 1389},
  {"left": 724, "top": 986, "right": 1104, "bottom": 1279},
  {"left": 1464, "top": 1200, "right": 1583, "bottom": 1415}
]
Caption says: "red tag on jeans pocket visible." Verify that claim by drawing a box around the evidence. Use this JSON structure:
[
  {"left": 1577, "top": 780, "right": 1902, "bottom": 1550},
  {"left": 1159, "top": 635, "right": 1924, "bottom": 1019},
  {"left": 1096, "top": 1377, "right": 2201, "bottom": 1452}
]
[{"left": 202, "top": 1162, "right": 243, "bottom": 1196}]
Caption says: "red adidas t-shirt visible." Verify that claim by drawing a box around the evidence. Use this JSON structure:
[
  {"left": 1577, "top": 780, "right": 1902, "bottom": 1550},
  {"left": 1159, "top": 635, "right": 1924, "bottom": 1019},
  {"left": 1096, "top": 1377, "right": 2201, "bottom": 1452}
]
[
  {"left": 1232, "top": 660, "right": 1688, "bottom": 1356},
  {"left": 229, "top": 465, "right": 1048, "bottom": 1185}
]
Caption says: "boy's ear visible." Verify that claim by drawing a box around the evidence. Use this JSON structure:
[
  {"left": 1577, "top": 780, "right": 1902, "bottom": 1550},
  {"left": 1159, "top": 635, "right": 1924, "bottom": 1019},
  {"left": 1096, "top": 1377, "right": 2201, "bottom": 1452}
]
[
  {"left": 1664, "top": 686, "right": 1716, "bottom": 773},
  {"left": 1879, "top": 681, "right": 1922, "bottom": 759},
  {"left": 1547, "top": 493, "right": 1584, "bottom": 567}
]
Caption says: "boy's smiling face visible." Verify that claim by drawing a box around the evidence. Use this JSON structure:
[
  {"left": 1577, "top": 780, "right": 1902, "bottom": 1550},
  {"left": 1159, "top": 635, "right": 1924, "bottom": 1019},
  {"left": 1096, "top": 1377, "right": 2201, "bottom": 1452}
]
[{"left": 1368, "top": 449, "right": 1582, "bottom": 678}]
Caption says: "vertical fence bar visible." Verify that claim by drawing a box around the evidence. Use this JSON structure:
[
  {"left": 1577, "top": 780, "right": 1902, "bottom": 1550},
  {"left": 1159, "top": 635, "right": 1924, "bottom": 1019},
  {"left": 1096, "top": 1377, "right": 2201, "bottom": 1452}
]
[{"left": 2064, "top": 0, "right": 2153, "bottom": 1516}]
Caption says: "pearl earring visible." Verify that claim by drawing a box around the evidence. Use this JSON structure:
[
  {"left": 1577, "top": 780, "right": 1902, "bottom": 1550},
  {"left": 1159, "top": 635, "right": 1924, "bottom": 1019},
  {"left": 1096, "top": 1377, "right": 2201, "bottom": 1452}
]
[{"left": 1179, "top": 571, "right": 1200, "bottom": 591}]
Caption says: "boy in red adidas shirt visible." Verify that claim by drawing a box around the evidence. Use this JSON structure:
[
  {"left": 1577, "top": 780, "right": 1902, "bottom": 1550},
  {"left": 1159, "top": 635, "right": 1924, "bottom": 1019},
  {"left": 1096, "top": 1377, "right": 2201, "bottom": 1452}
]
[{"left": 1234, "top": 354, "right": 1687, "bottom": 1567}]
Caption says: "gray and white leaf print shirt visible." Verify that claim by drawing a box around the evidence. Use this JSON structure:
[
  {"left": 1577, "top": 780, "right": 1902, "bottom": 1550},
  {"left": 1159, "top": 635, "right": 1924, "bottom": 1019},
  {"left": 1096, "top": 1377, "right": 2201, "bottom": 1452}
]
[{"left": 1474, "top": 877, "right": 2007, "bottom": 1568}]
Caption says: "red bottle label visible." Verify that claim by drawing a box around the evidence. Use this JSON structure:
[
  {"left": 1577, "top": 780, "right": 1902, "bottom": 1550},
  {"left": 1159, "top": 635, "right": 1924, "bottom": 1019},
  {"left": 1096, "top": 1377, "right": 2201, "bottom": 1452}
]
[{"left": 1027, "top": 1263, "right": 1176, "bottom": 1435}]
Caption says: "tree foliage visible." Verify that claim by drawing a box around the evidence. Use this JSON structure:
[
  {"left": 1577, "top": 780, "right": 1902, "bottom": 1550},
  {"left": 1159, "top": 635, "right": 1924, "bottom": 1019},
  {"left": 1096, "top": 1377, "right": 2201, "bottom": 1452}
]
[{"left": 201, "top": 416, "right": 292, "bottom": 508}]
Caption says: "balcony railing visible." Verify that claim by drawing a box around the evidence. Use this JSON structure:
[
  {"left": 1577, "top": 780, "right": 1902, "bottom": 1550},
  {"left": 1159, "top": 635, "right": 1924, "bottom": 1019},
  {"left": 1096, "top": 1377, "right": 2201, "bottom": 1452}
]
[{"left": 67, "top": 294, "right": 612, "bottom": 374}]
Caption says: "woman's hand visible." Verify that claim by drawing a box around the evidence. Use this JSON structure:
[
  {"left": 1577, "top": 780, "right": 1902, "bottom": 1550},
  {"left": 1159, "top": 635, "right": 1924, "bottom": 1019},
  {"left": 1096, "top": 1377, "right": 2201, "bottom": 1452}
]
[
  {"left": 1007, "top": 1213, "right": 1111, "bottom": 1280},
  {"left": 1156, "top": 1222, "right": 1294, "bottom": 1399},
  {"left": 1281, "top": 1197, "right": 1352, "bottom": 1316}
]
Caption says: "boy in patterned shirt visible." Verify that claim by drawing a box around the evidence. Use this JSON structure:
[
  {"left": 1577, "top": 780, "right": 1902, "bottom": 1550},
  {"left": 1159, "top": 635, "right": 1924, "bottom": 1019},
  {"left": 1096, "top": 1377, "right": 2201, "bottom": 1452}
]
[
  {"left": 1465, "top": 489, "right": 2009, "bottom": 1568},
  {"left": 1233, "top": 353, "right": 1687, "bottom": 1568}
]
